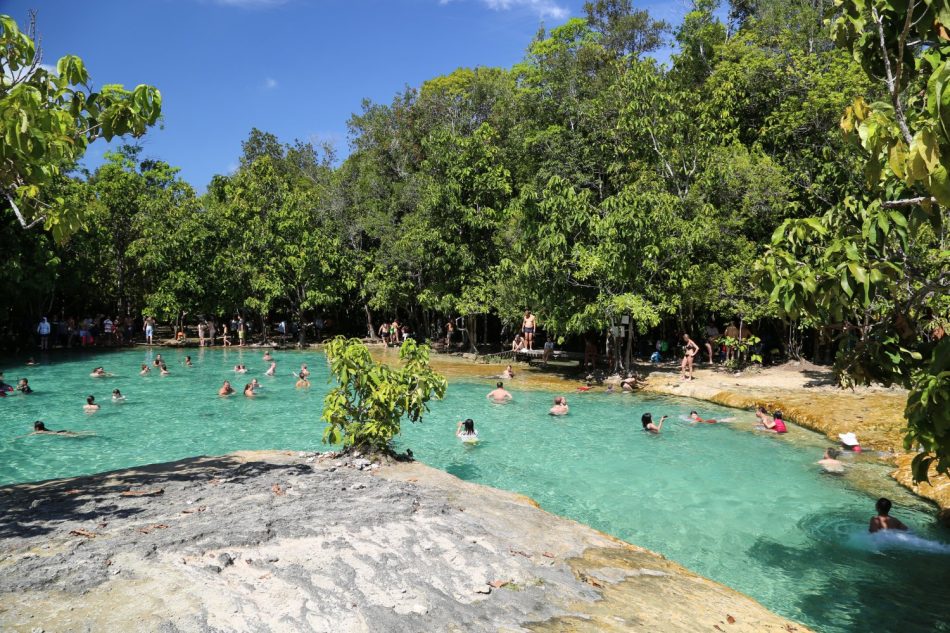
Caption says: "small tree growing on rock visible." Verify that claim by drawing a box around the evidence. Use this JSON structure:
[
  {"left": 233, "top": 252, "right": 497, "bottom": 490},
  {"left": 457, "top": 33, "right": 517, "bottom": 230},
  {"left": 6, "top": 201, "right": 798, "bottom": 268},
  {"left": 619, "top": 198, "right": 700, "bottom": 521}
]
[{"left": 322, "top": 337, "right": 447, "bottom": 452}]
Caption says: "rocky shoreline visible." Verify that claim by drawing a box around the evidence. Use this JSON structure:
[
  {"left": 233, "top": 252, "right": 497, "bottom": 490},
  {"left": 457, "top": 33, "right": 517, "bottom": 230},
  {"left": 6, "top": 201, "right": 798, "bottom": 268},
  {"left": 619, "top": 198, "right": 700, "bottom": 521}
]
[{"left": 0, "top": 450, "right": 810, "bottom": 633}]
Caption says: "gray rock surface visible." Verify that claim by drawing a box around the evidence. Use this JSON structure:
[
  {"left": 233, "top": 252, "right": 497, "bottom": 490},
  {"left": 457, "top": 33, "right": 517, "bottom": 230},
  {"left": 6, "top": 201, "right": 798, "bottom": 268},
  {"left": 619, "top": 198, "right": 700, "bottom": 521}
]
[{"left": 0, "top": 450, "right": 812, "bottom": 633}]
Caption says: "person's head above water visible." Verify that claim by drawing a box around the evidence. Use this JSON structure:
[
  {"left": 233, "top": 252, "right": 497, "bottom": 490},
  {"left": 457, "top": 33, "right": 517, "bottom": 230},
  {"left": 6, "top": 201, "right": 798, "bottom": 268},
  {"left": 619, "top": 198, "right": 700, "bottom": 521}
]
[
  {"left": 33, "top": 421, "right": 47, "bottom": 431},
  {"left": 876, "top": 498, "right": 893, "bottom": 516},
  {"left": 755, "top": 406, "right": 769, "bottom": 415},
  {"left": 112, "top": 389, "right": 121, "bottom": 396},
  {"left": 690, "top": 410, "right": 698, "bottom": 416},
  {"left": 826, "top": 447, "right": 840, "bottom": 459},
  {"left": 554, "top": 396, "right": 566, "bottom": 405},
  {"left": 496, "top": 381, "right": 503, "bottom": 389},
  {"left": 86, "top": 395, "right": 95, "bottom": 404},
  {"left": 641, "top": 412, "right": 653, "bottom": 428},
  {"left": 773, "top": 410, "right": 784, "bottom": 420},
  {"left": 463, "top": 418, "right": 475, "bottom": 433}
]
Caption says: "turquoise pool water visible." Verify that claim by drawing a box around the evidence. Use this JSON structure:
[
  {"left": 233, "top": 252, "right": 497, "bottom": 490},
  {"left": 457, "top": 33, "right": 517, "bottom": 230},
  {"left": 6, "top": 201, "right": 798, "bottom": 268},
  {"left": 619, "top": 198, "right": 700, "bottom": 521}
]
[{"left": 1, "top": 348, "right": 948, "bottom": 633}]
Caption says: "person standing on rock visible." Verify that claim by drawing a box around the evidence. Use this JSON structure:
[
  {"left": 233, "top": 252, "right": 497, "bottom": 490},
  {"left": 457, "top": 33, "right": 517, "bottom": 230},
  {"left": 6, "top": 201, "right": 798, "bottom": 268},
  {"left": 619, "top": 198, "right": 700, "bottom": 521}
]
[{"left": 680, "top": 333, "right": 699, "bottom": 380}]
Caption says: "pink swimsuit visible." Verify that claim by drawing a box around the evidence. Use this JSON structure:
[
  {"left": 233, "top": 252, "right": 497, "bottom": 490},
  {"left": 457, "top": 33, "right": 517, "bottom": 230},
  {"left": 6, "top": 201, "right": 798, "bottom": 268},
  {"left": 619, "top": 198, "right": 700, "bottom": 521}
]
[{"left": 774, "top": 419, "right": 788, "bottom": 433}]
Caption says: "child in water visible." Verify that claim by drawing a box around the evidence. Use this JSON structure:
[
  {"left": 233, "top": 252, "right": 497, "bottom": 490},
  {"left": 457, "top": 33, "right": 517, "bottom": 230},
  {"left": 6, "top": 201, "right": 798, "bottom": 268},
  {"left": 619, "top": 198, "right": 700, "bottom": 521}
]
[{"left": 112, "top": 389, "right": 125, "bottom": 402}]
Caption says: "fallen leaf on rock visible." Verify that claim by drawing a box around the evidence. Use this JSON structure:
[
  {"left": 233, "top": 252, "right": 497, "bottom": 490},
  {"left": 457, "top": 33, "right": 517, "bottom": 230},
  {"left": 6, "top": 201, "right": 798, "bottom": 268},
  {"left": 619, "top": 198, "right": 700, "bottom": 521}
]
[
  {"left": 489, "top": 580, "right": 510, "bottom": 589},
  {"left": 580, "top": 574, "right": 604, "bottom": 589},
  {"left": 120, "top": 488, "right": 164, "bottom": 497},
  {"left": 63, "top": 489, "right": 82, "bottom": 495},
  {"left": 181, "top": 506, "right": 207, "bottom": 514},
  {"left": 727, "top": 615, "right": 736, "bottom": 624},
  {"left": 542, "top": 552, "right": 556, "bottom": 558},
  {"left": 69, "top": 529, "right": 97, "bottom": 538},
  {"left": 137, "top": 523, "right": 169, "bottom": 534},
  {"left": 272, "top": 484, "right": 285, "bottom": 496},
  {"left": 509, "top": 549, "right": 531, "bottom": 558}
]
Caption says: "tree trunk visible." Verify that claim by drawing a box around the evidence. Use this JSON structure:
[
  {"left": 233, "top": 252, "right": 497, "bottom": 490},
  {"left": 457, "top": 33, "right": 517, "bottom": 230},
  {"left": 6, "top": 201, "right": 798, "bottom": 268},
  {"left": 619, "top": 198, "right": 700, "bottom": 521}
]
[
  {"left": 624, "top": 313, "right": 634, "bottom": 372},
  {"left": 298, "top": 307, "right": 307, "bottom": 348},
  {"left": 465, "top": 314, "right": 478, "bottom": 353},
  {"left": 364, "top": 303, "right": 377, "bottom": 340}
]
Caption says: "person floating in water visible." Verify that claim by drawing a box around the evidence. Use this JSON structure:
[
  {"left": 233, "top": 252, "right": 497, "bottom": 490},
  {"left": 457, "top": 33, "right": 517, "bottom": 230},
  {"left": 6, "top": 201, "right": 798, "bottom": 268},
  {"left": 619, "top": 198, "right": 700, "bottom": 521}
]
[
  {"left": 90, "top": 366, "right": 111, "bottom": 377},
  {"left": 487, "top": 381, "right": 512, "bottom": 403},
  {"left": 31, "top": 421, "right": 86, "bottom": 437},
  {"left": 243, "top": 383, "right": 255, "bottom": 397},
  {"left": 219, "top": 380, "right": 235, "bottom": 396},
  {"left": 16, "top": 378, "right": 33, "bottom": 394},
  {"left": 642, "top": 413, "right": 667, "bottom": 434},
  {"left": 456, "top": 418, "right": 478, "bottom": 441},
  {"left": 184, "top": 355, "right": 193, "bottom": 367},
  {"left": 689, "top": 411, "right": 717, "bottom": 424},
  {"left": 549, "top": 396, "right": 569, "bottom": 416},
  {"left": 84, "top": 395, "right": 100, "bottom": 412},
  {"left": 869, "top": 498, "right": 908, "bottom": 533},
  {"left": 140, "top": 364, "right": 151, "bottom": 376},
  {"left": 112, "top": 389, "right": 125, "bottom": 402},
  {"left": 817, "top": 447, "right": 844, "bottom": 474},
  {"left": 502, "top": 364, "right": 515, "bottom": 379}
]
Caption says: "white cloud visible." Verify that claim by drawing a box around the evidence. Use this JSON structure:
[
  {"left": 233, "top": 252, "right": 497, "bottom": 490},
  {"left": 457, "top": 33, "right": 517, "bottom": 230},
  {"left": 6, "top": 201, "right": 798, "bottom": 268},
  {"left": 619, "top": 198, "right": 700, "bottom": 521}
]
[
  {"left": 453, "top": 0, "right": 569, "bottom": 19},
  {"left": 262, "top": 77, "right": 278, "bottom": 90}
]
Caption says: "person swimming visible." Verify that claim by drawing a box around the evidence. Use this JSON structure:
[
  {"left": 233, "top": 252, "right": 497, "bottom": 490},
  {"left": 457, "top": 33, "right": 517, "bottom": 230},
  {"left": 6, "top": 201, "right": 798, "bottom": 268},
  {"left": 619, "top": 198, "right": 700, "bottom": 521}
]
[
  {"left": 90, "top": 367, "right": 110, "bottom": 377},
  {"left": 456, "top": 418, "right": 478, "bottom": 441},
  {"left": 140, "top": 364, "right": 151, "bottom": 376},
  {"left": 243, "top": 383, "right": 255, "bottom": 397},
  {"left": 250, "top": 378, "right": 261, "bottom": 391},
  {"left": 16, "top": 378, "right": 33, "bottom": 394},
  {"left": 263, "top": 351, "right": 274, "bottom": 362},
  {"left": 754, "top": 406, "right": 786, "bottom": 432},
  {"left": 818, "top": 447, "right": 844, "bottom": 473},
  {"left": 234, "top": 364, "right": 248, "bottom": 374},
  {"left": 219, "top": 380, "right": 235, "bottom": 396},
  {"left": 160, "top": 363, "right": 171, "bottom": 376},
  {"left": 295, "top": 376, "right": 311, "bottom": 389},
  {"left": 298, "top": 363, "right": 310, "bottom": 379},
  {"left": 642, "top": 412, "right": 667, "bottom": 434},
  {"left": 26, "top": 357, "right": 37, "bottom": 366},
  {"left": 30, "top": 421, "right": 85, "bottom": 437},
  {"left": 184, "top": 355, "right": 193, "bottom": 367},
  {"left": 502, "top": 364, "right": 515, "bottom": 379},
  {"left": 265, "top": 362, "right": 277, "bottom": 377},
  {"left": 549, "top": 396, "right": 569, "bottom": 416},
  {"left": 152, "top": 354, "right": 163, "bottom": 367},
  {"left": 112, "top": 389, "right": 125, "bottom": 402},
  {"left": 689, "top": 410, "right": 716, "bottom": 424},
  {"left": 487, "top": 381, "right": 512, "bottom": 403},
  {"left": 869, "top": 498, "right": 908, "bottom": 533},
  {"left": 84, "top": 395, "right": 100, "bottom": 412}
]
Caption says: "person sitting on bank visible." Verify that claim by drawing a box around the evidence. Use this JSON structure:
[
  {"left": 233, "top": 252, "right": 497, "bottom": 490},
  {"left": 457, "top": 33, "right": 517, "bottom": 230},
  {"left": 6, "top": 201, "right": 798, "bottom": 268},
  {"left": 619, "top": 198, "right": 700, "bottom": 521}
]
[
  {"left": 549, "top": 396, "right": 569, "bottom": 416},
  {"left": 487, "top": 381, "right": 512, "bottom": 403},
  {"left": 502, "top": 364, "right": 515, "bottom": 379},
  {"left": 869, "top": 497, "right": 908, "bottom": 533},
  {"left": 511, "top": 334, "right": 525, "bottom": 352}
]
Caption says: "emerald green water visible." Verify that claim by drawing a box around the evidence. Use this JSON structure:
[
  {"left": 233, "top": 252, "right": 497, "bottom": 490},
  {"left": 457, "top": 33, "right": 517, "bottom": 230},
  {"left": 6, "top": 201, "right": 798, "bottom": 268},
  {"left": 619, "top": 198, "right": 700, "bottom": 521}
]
[{"left": 1, "top": 348, "right": 948, "bottom": 633}]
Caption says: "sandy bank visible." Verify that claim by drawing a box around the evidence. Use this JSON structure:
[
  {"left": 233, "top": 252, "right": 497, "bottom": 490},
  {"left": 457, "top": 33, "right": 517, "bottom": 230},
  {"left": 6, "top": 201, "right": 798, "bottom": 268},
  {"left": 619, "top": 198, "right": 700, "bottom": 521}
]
[{"left": 0, "top": 450, "right": 810, "bottom": 633}]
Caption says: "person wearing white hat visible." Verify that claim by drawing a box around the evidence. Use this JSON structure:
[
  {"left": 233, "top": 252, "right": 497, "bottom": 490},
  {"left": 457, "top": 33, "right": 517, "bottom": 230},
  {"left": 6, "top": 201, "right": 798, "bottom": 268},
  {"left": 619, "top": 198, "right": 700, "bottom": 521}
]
[{"left": 839, "top": 432, "right": 862, "bottom": 452}]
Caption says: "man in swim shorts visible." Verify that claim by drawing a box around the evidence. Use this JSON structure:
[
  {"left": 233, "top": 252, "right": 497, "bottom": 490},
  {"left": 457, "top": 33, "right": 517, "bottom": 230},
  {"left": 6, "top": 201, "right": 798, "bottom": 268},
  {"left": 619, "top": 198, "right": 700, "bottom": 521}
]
[{"left": 522, "top": 311, "right": 536, "bottom": 351}]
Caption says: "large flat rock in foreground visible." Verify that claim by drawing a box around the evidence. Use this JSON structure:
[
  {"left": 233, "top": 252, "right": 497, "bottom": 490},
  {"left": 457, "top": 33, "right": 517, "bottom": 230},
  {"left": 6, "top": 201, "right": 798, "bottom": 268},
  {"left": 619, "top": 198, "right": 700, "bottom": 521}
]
[{"left": 0, "top": 451, "right": 810, "bottom": 632}]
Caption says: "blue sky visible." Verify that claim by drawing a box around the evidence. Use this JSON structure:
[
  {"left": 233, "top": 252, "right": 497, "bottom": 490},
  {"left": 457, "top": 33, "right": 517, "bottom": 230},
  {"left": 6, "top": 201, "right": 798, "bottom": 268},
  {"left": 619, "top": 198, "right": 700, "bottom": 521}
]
[{"left": 2, "top": 0, "right": 695, "bottom": 189}]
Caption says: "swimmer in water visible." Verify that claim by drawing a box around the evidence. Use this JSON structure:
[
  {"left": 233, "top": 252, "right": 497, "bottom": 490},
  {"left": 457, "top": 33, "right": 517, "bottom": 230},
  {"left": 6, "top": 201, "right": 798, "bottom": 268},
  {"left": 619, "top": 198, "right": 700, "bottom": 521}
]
[
  {"left": 502, "top": 364, "right": 514, "bottom": 379},
  {"left": 641, "top": 412, "right": 667, "bottom": 434},
  {"left": 250, "top": 378, "right": 261, "bottom": 391},
  {"left": 754, "top": 406, "right": 786, "bottom": 432},
  {"left": 243, "top": 383, "right": 255, "bottom": 397},
  {"left": 818, "top": 447, "right": 844, "bottom": 474},
  {"left": 90, "top": 367, "right": 110, "bottom": 377},
  {"left": 112, "top": 388, "right": 125, "bottom": 402},
  {"left": 153, "top": 354, "right": 163, "bottom": 367},
  {"left": 487, "top": 381, "right": 512, "bottom": 403},
  {"left": 219, "top": 380, "right": 235, "bottom": 396},
  {"left": 295, "top": 376, "right": 311, "bottom": 389},
  {"left": 140, "top": 364, "right": 151, "bottom": 376},
  {"left": 456, "top": 418, "right": 478, "bottom": 440},
  {"left": 576, "top": 380, "right": 593, "bottom": 392},
  {"left": 26, "top": 357, "right": 37, "bottom": 366},
  {"left": 549, "top": 396, "right": 569, "bottom": 416},
  {"left": 84, "top": 395, "right": 100, "bottom": 412},
  {"left": 869, "top": 497, "right": 908, "bottom": 533},
  {"left": 16, "top": 378, "right": 33, "bottom": 394},
  {"left": 233, "top": 364, "right": 248, "bottom": 374},
  {"left": 160, "top": 363, "right": 171, "bottom": 376},
  {"left": 184, "top": 355, "right": 193, "bottom": 367},
  {"left": 265, "top": 362, "right": 277, "bottom": 377},
  {"left": 263, "top": 351, "right": 274, "bottom": 362},
  {"left": 298, "top": 364, "right": 310, "bottom": 379},
  {"left": 30, "top": 421, "right": 86, "bottom": 437},
  {"left": 689, "top": 410, "right": 717, "bottom": 424}
]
